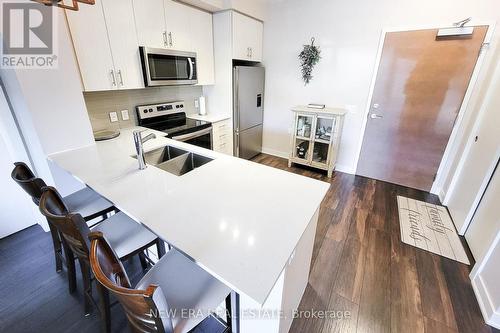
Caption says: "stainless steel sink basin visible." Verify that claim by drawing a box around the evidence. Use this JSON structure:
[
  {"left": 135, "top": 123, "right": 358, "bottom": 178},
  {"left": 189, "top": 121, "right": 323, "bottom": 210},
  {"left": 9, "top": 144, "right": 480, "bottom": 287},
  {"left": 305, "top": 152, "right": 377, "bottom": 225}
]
[
  {"left": 133, "top": 145, "right": 213, "bottom": 176},
  {"left": 138, "top": 145, "right": 188, "bottom": 165},
  {"left": 156, "top": 153, "right": 213, "bottom": 176}
]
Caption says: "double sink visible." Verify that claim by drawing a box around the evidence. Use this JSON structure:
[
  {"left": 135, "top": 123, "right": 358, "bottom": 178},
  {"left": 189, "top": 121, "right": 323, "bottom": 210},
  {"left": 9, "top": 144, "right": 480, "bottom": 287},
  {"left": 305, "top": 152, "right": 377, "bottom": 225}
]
[{"left": 133, "top": 145, "right": 213, "bottom": 176}]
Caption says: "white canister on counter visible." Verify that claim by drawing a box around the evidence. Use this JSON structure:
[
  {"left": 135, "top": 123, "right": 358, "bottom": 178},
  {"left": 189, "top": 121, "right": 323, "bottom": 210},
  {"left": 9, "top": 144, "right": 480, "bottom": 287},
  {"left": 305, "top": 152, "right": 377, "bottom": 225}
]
[{"left": 198, "top": 96, "right": 207, "bottom": 116}]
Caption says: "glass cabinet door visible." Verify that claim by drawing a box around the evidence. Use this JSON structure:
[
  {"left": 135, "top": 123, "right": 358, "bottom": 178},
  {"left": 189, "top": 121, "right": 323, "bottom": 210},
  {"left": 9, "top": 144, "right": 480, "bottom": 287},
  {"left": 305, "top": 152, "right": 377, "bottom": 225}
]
[
  {"left": 314, "top": 116, "right": 335, "bottom": 143},
  {"left": 295, "top": 114, "right": 314, "bottom": 139},
  {"left": 311, "top": 116, "right": 335, "bottom": 166},
  {"left": 293, "top": 114, "right": 314, "bottom": 161}
]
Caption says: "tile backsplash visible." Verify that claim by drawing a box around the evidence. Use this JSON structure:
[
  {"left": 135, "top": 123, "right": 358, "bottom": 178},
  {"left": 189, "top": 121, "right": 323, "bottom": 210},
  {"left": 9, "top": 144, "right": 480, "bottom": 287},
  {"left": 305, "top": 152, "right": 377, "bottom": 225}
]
[{"left": 84, "top": 86, "right": 203, "bottom": 132}]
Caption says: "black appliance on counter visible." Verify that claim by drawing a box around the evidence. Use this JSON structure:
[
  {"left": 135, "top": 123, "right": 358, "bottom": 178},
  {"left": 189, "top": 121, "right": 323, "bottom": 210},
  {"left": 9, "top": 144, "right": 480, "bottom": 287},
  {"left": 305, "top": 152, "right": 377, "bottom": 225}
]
[{"left": 136, "top": 101, "right": 212, "bottom": 150}]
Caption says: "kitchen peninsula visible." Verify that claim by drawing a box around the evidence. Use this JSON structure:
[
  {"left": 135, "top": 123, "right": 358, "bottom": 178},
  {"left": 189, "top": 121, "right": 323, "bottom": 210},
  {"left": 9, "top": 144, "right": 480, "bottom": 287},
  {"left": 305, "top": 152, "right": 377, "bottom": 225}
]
[{"left": 48, "top": 127, "right": 329, "bottom": 333}]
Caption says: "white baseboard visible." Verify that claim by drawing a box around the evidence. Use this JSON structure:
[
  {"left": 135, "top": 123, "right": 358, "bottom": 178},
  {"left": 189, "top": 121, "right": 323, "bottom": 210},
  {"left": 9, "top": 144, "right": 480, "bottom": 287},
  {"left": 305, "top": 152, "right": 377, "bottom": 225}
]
[
  {"left": 261, "top": 147, "right": 289, "bottom": 159},
  {"left": 471, "top": 276, "right": 500, "bottom": 329},
  {"left": 260, "top": 147, "right": 356, "bottom": 175}
]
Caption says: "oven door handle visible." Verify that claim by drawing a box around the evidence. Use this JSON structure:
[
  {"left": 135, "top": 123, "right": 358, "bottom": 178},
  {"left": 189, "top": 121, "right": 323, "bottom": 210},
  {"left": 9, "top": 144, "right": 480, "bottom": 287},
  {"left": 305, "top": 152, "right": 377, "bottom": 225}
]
[{"left": 172, "top": 127, "right": 212, "bottom": 142}]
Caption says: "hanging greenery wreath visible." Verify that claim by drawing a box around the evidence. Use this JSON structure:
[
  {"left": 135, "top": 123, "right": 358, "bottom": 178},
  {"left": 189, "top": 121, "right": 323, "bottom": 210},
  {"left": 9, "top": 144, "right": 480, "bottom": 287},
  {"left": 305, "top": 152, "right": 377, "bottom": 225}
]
[{"left": 298, "top": 37, "right": 321, "bottom": 85}]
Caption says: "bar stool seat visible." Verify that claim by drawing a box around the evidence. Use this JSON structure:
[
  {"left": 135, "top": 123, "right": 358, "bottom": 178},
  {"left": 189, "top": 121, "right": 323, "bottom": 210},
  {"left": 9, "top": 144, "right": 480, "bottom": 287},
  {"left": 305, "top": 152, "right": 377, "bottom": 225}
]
[
  {"left": 136, "top": 249, "right": 232, "bottom": 333},
  {"left": 89, "top": 232, "right": 232, "bottom": 333},
  {"left": 10, "top": 162, "right": 116, "bottom": 273},
  {"left": 64, "top": 187, "right": 114, "bottom": 222},
  {"left": 91, "top": 212, "right": 157, "bottom": 259}
]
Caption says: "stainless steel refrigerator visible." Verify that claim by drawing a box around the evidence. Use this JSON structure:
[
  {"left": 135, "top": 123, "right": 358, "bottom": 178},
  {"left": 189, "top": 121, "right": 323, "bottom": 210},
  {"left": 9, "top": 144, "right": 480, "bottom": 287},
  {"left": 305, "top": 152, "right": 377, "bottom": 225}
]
[{"left": 233, "top": 66, "right": 265, "bottom": 160}]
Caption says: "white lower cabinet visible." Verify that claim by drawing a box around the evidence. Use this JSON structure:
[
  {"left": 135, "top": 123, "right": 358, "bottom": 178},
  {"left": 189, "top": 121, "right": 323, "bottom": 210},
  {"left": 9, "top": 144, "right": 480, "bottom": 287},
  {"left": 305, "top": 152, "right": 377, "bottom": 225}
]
[
  {"left": 212, "top": 119, "right": 233, "bottom": 155},
  {"left": 67, "top": 0, "right": 143, "bottom": 91}
]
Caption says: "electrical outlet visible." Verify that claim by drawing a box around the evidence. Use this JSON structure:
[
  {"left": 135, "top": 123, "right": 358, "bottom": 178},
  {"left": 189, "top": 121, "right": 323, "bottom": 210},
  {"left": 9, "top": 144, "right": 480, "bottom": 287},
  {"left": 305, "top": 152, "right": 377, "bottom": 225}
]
[
  {"left": 109, "top": 112, "right": 118, "bottom": 122},
  {"left": 121, "top": 109, "right": 129, "bottom": 121},
  {"left": 194, "top": 99, "right": 199, "bottom": 108}
]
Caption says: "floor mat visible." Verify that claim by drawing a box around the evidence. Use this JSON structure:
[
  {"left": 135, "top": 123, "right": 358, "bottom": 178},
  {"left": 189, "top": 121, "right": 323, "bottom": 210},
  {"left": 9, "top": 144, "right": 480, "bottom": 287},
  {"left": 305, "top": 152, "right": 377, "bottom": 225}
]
[{"left": 397, "top": 196, "right": 469, "bottom": 264}]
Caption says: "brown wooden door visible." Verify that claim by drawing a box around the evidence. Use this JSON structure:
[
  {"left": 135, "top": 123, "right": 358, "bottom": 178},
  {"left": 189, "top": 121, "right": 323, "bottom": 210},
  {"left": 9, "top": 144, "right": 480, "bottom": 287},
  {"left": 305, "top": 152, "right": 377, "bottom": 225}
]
[{"left": 356, "top": 27, "right": 487, "bottom": 191}]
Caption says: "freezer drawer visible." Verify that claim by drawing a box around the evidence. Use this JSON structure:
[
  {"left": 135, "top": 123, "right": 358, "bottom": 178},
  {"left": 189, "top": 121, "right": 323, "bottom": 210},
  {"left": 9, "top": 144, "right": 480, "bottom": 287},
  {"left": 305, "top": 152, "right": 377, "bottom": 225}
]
[{"left": 235, "top": 124, "right": 262, "bottom": 160}]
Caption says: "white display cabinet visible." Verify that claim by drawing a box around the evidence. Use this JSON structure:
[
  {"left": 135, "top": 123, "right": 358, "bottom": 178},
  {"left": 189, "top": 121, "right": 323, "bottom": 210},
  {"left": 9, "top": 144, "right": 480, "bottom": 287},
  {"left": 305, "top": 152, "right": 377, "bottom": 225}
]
[{"left": 288, "top": 106, "right": 346, "bottom": 177}]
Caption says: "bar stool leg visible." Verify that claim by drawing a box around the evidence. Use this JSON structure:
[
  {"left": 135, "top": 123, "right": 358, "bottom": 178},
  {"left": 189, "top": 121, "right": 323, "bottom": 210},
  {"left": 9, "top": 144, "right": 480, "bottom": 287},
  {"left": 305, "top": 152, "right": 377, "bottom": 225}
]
[
  {"left": 156, "top": 239, "right": 166, "bottom": 258},
  {"left": 48, "top": 222, "right": 63, "bottom": 273},
  {"left": 225, "top": 294, "right": 233, "bottom": 331},
  {"left": 63, "top": 241, "right": 77, "bottom": 293},
  {"left": 79, "top": 260, "right": 93, "bottom": 316},
  {"left": 97, "top": 282, "right": 111, "bottom": 333}
]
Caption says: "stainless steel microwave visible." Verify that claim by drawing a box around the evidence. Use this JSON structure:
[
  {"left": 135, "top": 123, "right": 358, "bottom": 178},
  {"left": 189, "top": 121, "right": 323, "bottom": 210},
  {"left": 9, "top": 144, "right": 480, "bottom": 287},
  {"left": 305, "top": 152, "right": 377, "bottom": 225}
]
[{"left": 139, "top": 47, "right": 197, "bottom": 86}]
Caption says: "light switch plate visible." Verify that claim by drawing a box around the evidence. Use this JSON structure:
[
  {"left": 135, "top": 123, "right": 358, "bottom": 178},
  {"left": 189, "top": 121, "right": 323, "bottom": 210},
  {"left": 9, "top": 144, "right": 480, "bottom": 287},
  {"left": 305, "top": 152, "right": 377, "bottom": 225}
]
[
  {"left": 121, "top": 109, "right": 129, "bottom": 121},
  {"left": 109, "top": 112, "right": 118, "bottom": 122}
]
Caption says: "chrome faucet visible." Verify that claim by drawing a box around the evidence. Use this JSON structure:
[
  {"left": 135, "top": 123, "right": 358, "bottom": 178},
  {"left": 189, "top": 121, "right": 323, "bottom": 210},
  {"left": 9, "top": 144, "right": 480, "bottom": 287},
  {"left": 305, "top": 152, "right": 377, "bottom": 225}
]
[{"left": 133, "top": 130, "right": 156, "bottom": 170}]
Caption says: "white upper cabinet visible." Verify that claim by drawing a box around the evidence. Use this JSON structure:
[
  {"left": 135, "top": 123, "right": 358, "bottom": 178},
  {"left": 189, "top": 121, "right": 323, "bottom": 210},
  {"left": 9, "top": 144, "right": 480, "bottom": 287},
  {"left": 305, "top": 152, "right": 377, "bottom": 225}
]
[
  {"left": 67, "top": 0, "right": 215, "bottom": 90},
  {"left": 67, "top": 0, "right": 143, "bottom": 91},
  {"left": 163, "top": 0, "right": 193, "bottom": 51},
  {"left": 66, "top": 1, "right": 116, "bottom": 91},
  {"left": 190, "top": 8, "right": 215, "bottom": 85},
  {"left": 133, "top": 0, "right": 167, "bottom": 48},
  {"left": 232, "top": 11, "right": 263, "bottom": 62},
  {"left": 101, "top": 0, "right": 143, "bottom": 90}
]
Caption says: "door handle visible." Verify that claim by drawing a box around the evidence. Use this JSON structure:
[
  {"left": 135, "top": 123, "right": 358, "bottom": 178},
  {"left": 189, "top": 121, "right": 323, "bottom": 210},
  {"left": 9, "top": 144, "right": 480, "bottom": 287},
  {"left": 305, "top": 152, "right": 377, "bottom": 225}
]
[{"left": 370, "top": 113, "right": 383, "bottom": 119}]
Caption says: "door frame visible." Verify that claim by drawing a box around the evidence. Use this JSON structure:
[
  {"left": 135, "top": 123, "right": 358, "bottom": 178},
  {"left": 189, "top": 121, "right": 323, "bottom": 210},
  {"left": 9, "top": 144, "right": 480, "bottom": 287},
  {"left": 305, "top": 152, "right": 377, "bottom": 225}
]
[{"left": 354, "top": 20, "right": 496, "bottom": 195}]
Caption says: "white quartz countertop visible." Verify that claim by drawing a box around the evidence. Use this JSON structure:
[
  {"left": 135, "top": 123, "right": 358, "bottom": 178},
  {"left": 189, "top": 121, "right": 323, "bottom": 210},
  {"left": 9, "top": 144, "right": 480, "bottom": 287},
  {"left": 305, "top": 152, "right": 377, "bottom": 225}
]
[
  {"left": 49, "top": 127, "right": 329, "bottom": 305},
  {"left": 187, "top": 113, "right": 231, "bottom": 123}
]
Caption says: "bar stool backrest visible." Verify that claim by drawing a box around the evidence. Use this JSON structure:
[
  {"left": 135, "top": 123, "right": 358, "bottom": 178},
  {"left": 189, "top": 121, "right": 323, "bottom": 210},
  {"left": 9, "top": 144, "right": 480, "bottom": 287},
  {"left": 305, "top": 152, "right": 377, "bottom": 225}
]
[
  {"left": 39, "top": 186, "right": 92, "bottom": 261},
  {"left": 89, "top": 232, "right": 173, "bottom": 333},
  {"left": 11, "top": 162, "right": 46, "bottom": 205}
]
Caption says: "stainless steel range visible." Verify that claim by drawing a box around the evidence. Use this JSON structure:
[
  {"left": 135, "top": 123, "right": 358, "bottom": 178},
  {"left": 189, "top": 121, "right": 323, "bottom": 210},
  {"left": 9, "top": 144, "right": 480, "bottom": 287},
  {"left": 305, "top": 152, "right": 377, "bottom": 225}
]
[{"left": 136, "top": 101, "right": 212, "bottom": 150}]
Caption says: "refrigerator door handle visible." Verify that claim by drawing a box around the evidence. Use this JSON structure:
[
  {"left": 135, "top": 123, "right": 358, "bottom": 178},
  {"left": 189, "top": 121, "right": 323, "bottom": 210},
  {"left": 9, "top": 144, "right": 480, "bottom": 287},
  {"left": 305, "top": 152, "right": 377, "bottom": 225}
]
[
  {"left": 234, "top": 131, "right": 240, "bottom": 157},
  {"left": 233, "top": 67, "right": 240, "bottom": 141}
]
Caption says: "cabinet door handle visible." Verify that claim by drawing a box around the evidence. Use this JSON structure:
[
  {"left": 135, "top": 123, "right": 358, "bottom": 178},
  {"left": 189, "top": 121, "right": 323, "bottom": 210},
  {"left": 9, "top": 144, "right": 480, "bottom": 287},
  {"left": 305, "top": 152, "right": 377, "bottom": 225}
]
[
  {"left": 117, "top": 69, "right": 124, "bottom": 86},
  {"left": 168, "top": 32, "right": 173, "bottom": 47},
  {"left": 162, "top": 31, "right": 168, "bottom": 47},
  {"left": 110, "top": 70, "right": 116, "bottom": 86}
]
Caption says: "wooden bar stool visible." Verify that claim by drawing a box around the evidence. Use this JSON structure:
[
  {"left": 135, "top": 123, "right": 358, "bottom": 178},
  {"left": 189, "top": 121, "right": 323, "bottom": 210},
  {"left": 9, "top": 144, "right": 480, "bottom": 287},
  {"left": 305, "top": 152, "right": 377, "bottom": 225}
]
[
  {"left": 11, "top": 161, "right": 116, "bottom": 273},
  {"left": 38, "top": 186, "right": 165, "bottom": 320},
  {"left": 89, "top": 231, "right": 233, "bottom": 333}
]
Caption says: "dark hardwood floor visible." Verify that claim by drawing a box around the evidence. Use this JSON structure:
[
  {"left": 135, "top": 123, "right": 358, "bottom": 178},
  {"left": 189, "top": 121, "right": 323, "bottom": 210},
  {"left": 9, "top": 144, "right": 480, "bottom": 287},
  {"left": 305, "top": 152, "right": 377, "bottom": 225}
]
[
  {"left": 0, "top": 153, "right": 496, "bottom": 333},
  {"left": 252, "top": 153, "right": 497, "bottom": 333}
]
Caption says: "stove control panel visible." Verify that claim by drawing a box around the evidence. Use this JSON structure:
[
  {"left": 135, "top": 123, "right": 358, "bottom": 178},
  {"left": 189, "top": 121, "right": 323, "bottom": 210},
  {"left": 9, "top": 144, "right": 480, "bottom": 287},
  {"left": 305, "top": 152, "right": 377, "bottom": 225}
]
[{"left": 136, "top": 101, "right": 185, "bottom": 120}]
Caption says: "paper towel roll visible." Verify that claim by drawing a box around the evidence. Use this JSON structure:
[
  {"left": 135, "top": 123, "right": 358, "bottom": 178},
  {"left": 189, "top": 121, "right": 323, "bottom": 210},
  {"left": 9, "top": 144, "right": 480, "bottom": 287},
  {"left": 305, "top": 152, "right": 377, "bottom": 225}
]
[{"left": 198, "top": 96, "right": 207, "bottom": 116}]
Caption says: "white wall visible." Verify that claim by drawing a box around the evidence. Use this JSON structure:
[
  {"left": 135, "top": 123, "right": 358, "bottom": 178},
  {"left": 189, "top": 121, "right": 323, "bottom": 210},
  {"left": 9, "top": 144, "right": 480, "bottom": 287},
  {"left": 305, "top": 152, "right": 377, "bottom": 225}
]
[
  {"left": 261, "top": 0, "right": 500, "bottom": 174},
  {"left": 0, "top": 85, "right": 40, "bottom": 237},
  {"left": 467, "top": 167, "right": 500, "bottom": 263},
  {"left": 445, "top": 53, "right": 500, "bottom": 234},
  {"left": 0, "top": 10, "right": 95, "bottom": 229}
]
